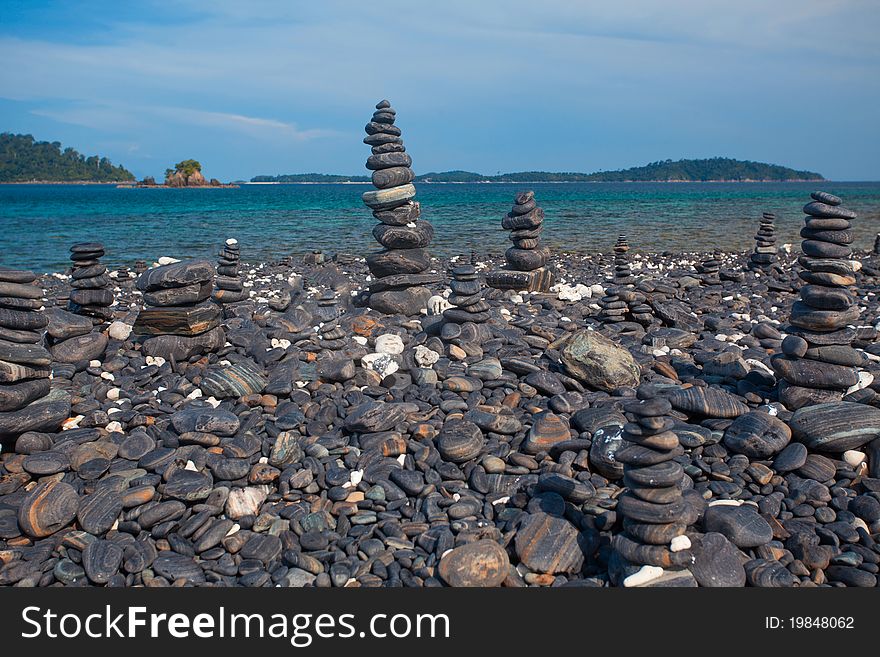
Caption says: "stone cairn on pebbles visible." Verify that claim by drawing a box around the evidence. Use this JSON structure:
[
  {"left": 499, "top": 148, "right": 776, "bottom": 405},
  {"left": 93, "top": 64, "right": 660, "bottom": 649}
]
[
  {"left": 599, "top": 236, "right": 653, "bottom": 327},
  {"left": 44, "top": 242, "right": 113, "bottom": 370},
  {"left": 133, "top": 259, "right": 225, "bottom": 361},
  {"left": 67, "top": 242, "right": 114, "bottom": 322},
  {"left": 611, "top": 389, "right": 695, "bottom": 586},
  {"left": 362, "top": 100, "right": 438, "bottom": 316},
  {"left": 486, "top": 191, "right": 554, "bottom": 292},
  {"left": 772, "top": 192, "right": 862, "bottom": 410},
  {"left": 441, "top": 264, "right": 492, "bottom": 345},
  {"left": 0, "top": 268, "right": 70, "bottom": 444},
  {"left": 212, "top": 238, "right": 247, "bottom": 304},
  {"left": 749, "top": 213, "right": 778, "bottom": 271},
  {"left": 697, "top": 249, "right": 722, "bottom": 285}
]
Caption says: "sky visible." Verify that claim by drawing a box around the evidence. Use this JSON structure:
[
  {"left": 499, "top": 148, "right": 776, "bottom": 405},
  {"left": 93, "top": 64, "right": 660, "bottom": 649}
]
[{"left": 1, "top": 0, "right": 878, "bottom": 181}]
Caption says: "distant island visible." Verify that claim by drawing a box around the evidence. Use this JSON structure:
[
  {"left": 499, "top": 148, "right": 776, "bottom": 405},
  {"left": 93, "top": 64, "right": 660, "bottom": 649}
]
[
  {"left": 125, "top": 159, "right": 237, "bottom": 188},
  {"left": 252, "top": 158, "right": 824, "bottom": 184},
  {"left": 0, "top": 132, "right": 135, "bottom": 183}
]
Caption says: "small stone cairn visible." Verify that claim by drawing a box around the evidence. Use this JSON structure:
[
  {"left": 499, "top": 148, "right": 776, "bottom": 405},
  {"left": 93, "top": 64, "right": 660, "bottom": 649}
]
[
  {"left": 749, "top": 212, "right": 778, "bottom": 270},
  {"left": 213, "top": 238, "right": 247, "bottom": 304},
  {"left": 486, "top": 191, "right": 554, "bottom": 292}
]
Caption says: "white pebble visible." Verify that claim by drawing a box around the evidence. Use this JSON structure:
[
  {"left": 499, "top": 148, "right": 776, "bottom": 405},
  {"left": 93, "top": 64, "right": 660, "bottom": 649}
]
[
  {"left": 100, "top": 372, "right": 114, "bottom": 381},
  {"left": 843, "top": 450, "right": 866, "bottom": 467},
  {"left": 623, "top": 565, "right": 664, "bottom": 587},
  {"left": 708, "top": 499, "right": 742, "bottom": 507},
  {"left": 106, "top": 388, "right": 121, "bottom": 401},
  {"left": 670, "top": 535, "right": 691, "bottom": 552},
  {"left": 105, "top": 421, "right": 124, "bottom": 433},
  {"left": 375, "top": 334, "right": 404, "bottom": 355},
  {"left": 89, "top": 359, "right": 102, "bottom": 368}
]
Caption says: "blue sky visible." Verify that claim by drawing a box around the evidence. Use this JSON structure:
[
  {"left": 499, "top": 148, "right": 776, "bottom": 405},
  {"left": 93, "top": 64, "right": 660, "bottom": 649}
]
[{"left": 1, "top": 0, "right": 878, "bottom": 180}]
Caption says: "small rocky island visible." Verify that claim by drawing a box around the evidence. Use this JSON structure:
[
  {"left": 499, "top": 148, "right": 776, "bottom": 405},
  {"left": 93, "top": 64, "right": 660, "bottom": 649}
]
[{"left": 126, "top": 160, "right": 238, "bottom": 188}]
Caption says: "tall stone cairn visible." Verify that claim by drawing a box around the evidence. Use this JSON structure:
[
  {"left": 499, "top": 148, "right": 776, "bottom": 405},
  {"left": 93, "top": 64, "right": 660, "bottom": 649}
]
[
  {"left": 771, "top": 192, "right": 861, "bottom": 410},
  {"left": 213, "top": 238, "right": 247, "bottom": 304},
  {"left": 0, "top": 268, "right": 70, "bottom": 443},
  {"left": 486, "top": 191, "right": 554, "bottom": 292},
  {"left": 68, "top": 242, "right": 114, "bottom": 322},
  {"left": 362, "top": 100, "right": 438, "bottom": 315},
  {"left": 133, "top": 260, "right": 225, "bottom": 361},
  {"left": 611, "top": 390, "right": 694, "bottom": 585},
  {"left": 749, "top": 212, "right": 778, "bottom": 270},
  {"left": 611, "top": 234, "right": 634, "bottom": 285}
]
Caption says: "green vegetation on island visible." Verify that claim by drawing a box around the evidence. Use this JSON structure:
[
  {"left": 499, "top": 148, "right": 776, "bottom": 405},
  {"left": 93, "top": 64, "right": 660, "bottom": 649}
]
[
  {"left": 252, "top": 158, "right": 823, "bottom": 184},
  {"left": 0, "top": 133, "right": 135, "bottom": 183}
]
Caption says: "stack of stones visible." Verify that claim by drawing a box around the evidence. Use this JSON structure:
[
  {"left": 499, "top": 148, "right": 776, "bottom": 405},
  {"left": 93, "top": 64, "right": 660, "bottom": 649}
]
[
  {"left": 599, "top": 236, "right": 653, "bottom": 326},
  {"left": 698, "top": 249, "right": 722, "bottom": 285},
  {"left": 611, "top": 234, "right": 635, "bottom": 285},
  {"left": 68, "top": 242, "right": 114, "bottom": 323},
  {"left": 772, "top": 192, "right": 861, "bottom": 410},
  {"left": 0, "top": 268, "right": 70, "bottom": 442},
  {"left": 361, "top": 99, "right": 438, "bottom": 315},
  {"left": 442, "top": 265, "right": 491, "bottom": 326},
  {"left": 486, "top": 191, "right": 554, "bottom": 292},
  {"left": 612, "top": 390, "right": 694, "bottom": 585},
  {"left": 133, "top": 260, "right": 225, "bottom": 360},
  {"left": 749, "top": 213, "right": 778, "bottom": 270},
  {"left": 213, "top": 238, "right": 247, "bottom": 304}
]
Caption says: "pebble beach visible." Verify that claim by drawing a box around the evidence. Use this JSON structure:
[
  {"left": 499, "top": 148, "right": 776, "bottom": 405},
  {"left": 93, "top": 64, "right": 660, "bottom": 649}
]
[{"left": 1, "top": 102, "right": 880, "bottom": 589}]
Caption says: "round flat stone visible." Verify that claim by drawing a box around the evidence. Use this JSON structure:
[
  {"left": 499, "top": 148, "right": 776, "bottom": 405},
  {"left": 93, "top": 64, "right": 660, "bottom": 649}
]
[
  {"left": 623, "top": 460, "right": 683, "bottom": 487},
  {"left": 437, "top": 419, "right": 484, "bottom": 463},
  {"left": 514, "top": 512, "right": 589, "bottom": 574},
  {"left": 789, "top": 401, "right": 880, "bottom": 451},
  {"left": 17, "top": 480, "right": 79, "bottom": 538},
  {"left": 703, "top": 505, "right": 773, "bottom": 548},
  {"left": 83, "top": 539, "right": 123, "bottom": 584},
  {"left": 437, "top": 540, "right": 509, "bottom": 587},
  {"left": 722, "top": 411, "right": 792, "bottom": 459},
  {"left": 77, "top": 487, "right": 124, "bottom": 535}
]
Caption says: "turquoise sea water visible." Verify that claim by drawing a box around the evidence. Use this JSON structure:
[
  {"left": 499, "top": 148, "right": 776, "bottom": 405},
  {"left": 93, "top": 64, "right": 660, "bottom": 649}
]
[{"left": 1, "top": 181, "right": 879, "bottom": 272}]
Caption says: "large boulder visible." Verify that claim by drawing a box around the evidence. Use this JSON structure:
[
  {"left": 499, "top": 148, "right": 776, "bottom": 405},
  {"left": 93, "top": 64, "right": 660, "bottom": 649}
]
[{"left": 561, "top": 330, "right": 640, "bottom": 392}]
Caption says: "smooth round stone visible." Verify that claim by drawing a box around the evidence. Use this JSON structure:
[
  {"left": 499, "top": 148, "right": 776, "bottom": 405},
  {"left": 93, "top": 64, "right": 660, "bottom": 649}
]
[
  {"left": 773, "top": 442, "right": 808, "bottom": 472},
  {"left": 505, "top": 246, "right": 547, "bottom": 271},
  {"left": 83, "top": 540, "right": 123, "bottom": 585},
  {"left": 796, "top": 453, "right": 836, "bottom": 482},
  {"left": 17, "top": 480, "right": 79, "bottom": 538},
  {"left": 77, "top": 487, "right": 124, "bottom": 535},
  {"left": 629, "top": 484, "right": 681, "bottom": 504},
  {"left": 623, "top": 460, "right": 683, "bottom": 488},
  {"left": 622, "top": 518, "right": 686, "bottom": 545},
  {"left": 802, "top": 240, "right": 851, "bottom": 259},
  {"left": 437, "top": 419, "right": 484, "bottom": 463},
  {"left": 668, "top": 386, "right": 748, "bottom": 418},
  {"left": 798, "top": 270, "right": 856, "bottom": 287},
  {"left": 366, "top": 152, "right": 412, "bottom": 171},
  {"left": 22, "top": 451, "right": 69, "bottom": 475},
  {"left": 0, "top": 307, "right": 49, "bottom": 331},
  {"left": 782, "top": 334, "right": 809, "bottom": 358},
  {"left": 514, "top": 512, "right": 588, "bottom": 574},
  {"left": 804, "top": 216, "right": 851, "bottom": 231},
  {"left": 800, "top": 285, "right": 854, "bottom": 311},
  {"left": 522, "top": 412, "right": 570, "bottom": 455},
  {"left": 437, "top": 540, "right": 509, "bottom": 587},
  {"left": 45, "top": 307, "right": 93, "bottom": 340},
  {"left": 722, "top": 411, "right": 792, "bottom": 459},
  {"left": 788, "top": 325, "right": 856, "bottom": 346},
  {"left": 744, "top": 559, "right": 796, "bottom": 587},
  {"left": 369, "top": 287, "right": 431, "bottom": 316},
  {"left": 789, "top": 302, "right": 860, "bottom": 333},
  {"left": 689, "top": 533, "right": 746, "bottom": 587},
  {"left": 811, "top": 191, "right": 841, "bottom": 205},
  {"left": 702, "top": 505, "right": 773, "bottom": 548},
  {"left": 171, "top": 406, "right": 239, "bottom": 436},
  {"left": 366, "top": 248, "right": 430, "bottom": 277},
  {"left": 616, "top": 493, "right": 686, "bottom": 524},
  {"left": 143, "top": 281, "right": 211, "bottom": 306},
  {"left": 344, "top": 401, "right": 406, "bottom": 433},
  {"left": 790, "top": 401, "right": 880, "bottom": 451},
  {"left": 616, "top": 443, "right": 681, "bottom": 467},
  {"left": 152, "top": 553, "right": 206, "bottom": 584},
  {"left": 0, "top": 267, "right": 37, "bottom": 283},
  {"left": 362, "top": 184, "right": 416, "bottom": 210},
  {"left": 803, "top": 200, "right": 855, "bottom": 219},
  {"left": 163, "top": 470, "right": 213, "bottom": 501},
  {"left": 803, "top": 345, "right": 864, "bottom": 367},
  {"left": 372, "top": 220, "right": 433, "bottom": 249},
  {"left": 825, "top": 565, "right": 877, "bottom": 588},
  {"left": 371, "top": 166, "right": 415, "bottom": 190},
  {"left": 589, "top": 425, "right": 628, "bottom": 479},
  {"left": 612, "top": 534, "right": 692, "bottom": 569},
  {"left": 800, "top": 227, "right": 853, "bottom": 245},
  {"left": 49, "top": 332, "right": 109, "bottom": 364},
  {"left": 537, "top": 472, "right": 595, "bottom": 504}
]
